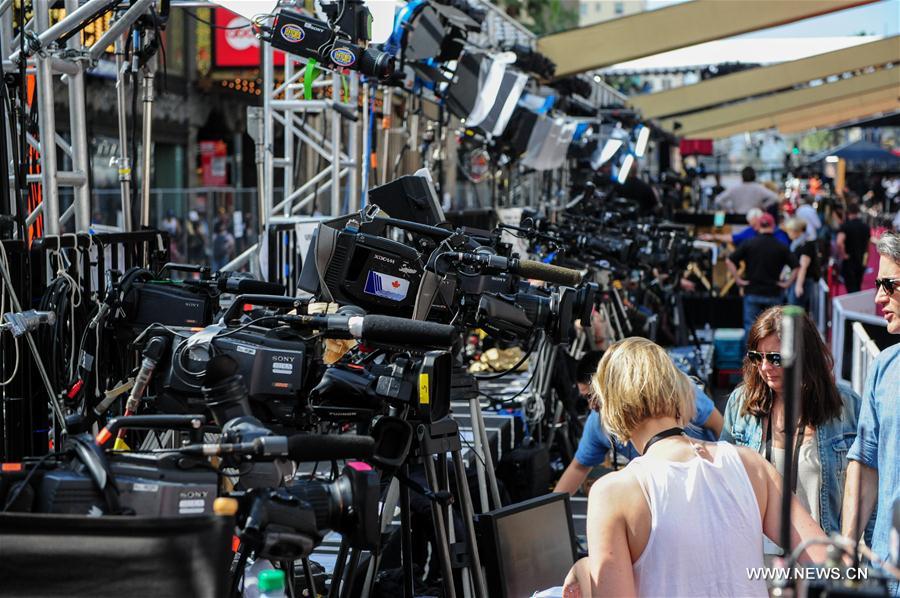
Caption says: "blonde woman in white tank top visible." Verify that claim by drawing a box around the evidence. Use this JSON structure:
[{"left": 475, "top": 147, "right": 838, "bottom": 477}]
[{"left": 563, "top": 338, "right": 828, "bottom": 598}]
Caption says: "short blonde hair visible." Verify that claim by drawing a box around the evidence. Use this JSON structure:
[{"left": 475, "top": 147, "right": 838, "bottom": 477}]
[
  {"left": 589, "top": 337, "right": 696, "bottom": 444},
  {"left": 784, "top": 217, "right": 807, "bottom": 234}
]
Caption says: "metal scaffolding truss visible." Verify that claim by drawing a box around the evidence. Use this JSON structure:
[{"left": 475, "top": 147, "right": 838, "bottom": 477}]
[
  {"left": 259, "top": 32, "right": 360, "bottom": 223},
  {"left": 2, "top": 0, "right": 158, "bottom": 236}
]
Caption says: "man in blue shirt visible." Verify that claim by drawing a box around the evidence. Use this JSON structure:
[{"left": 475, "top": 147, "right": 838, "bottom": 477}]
[
  {"left": 553, "top": 351, "right": 724, "bottom": 495},
  {"left": 842, "top": 232, "right": 900, "bottom": 593},
  {"left": 700, "top": 207, "right": 791, "bottom": 247}
]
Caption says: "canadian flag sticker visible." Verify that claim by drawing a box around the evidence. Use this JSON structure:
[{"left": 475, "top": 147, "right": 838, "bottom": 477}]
[{"left": 364, "top": 271, "right": 410, "bottom": 302}]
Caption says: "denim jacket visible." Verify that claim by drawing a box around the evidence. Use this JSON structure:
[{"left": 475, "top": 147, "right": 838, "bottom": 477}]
[{"left": 720, "top": 382, "right": 861, "bottom": 536}]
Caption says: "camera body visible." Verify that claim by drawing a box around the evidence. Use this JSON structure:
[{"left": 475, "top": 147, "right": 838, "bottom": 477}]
[
  {"left": 268, "top": 2, "right": 394, "bottom": 80},
  {"left": 309, "top": 350, "right": 452, "bottom": 424},
  {"left": 301, "top": 221, "right": 425, "bottom": 317},
  {"left": 146, "top": 326, "right": 321, "bottom": 427}
]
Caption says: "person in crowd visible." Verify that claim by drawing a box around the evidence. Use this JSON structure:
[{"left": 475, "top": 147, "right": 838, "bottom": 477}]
[
  {"left": 719, "top": 307, "right": 862, "bottom": 537},
  {"left": 726, "top": 213, "right": 797, "bottom": 332},
  {"left": 841, "top": 231, "right": 900, "bottom": 591},
  {"left": 211, "top": 220, "right": 235, "bottom": 272},
  {"left": 700, "top": 207, "right": 790, "bottom": 247},
  {"left": 784, "top": 218, "right": 821, "bottom": 310},
  {"left": 714, "top": 166, "right": 780, "bottom": 214},
  {"left": 562, "top": 337, "right": 827, "bottom": 598},
  {"left": 553, "top": 350, "right": 724, "bottom": 496},
  {"left": 161, "top": 209, "right": 184, "bottom": 262},
  {"left": 186, "top": 210, "right": 207, "bottom": 265},
  {"left": 837, "top": 203, "right": 871, "bottom": 293},
  {"left": 794, "top": 195, "right": 822, "bottom": 241}
]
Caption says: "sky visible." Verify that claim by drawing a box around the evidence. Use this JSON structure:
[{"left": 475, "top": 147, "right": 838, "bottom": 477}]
[{"left": 644, "top": 0, "right": 899, "bottom": 37}]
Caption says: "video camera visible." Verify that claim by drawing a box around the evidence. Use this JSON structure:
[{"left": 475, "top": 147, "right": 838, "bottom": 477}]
[{"left": 265, "top": 0, "right": 395, "bottom": 80}]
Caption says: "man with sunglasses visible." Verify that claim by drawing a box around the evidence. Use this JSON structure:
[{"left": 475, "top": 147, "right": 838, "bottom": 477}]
[{"left": 842, "top": 231, "right": 900, "bottom": 594}]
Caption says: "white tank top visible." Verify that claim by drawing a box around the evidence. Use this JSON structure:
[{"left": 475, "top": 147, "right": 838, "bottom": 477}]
[{"left": 629, "top": 441, "right": 769, "bottom": 598}]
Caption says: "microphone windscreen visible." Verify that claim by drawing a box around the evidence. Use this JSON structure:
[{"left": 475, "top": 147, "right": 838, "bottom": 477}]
[
  {"left": 360, "top": 315, "right": 456, "bottom": 348},
  {"left": 287, "top": 433, "right": 375, "bottom": 462},
  {"left": 516, "top": 259, "right": 583, "bottom": 286}
]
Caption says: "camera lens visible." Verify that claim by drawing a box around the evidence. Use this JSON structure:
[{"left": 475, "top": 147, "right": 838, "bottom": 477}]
[{"left": 359, "top": 47, "right": 395, "bottom": 80}]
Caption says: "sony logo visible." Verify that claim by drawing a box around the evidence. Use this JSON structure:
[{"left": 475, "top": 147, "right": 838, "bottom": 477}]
[
  {"left": 272, "top": 355, "right": 295, "bottom": 363},
  {"left": 180, "top": 490, "right": 208, "bottom": 499},
  {"left": 184, "top": 301, "right": 202, "bottom": 308},
  {"left": 372, "top": 254, "right": 396, "bottom": 264}
]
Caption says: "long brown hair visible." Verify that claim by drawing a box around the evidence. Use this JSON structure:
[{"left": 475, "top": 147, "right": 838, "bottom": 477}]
[{"left": 740, "top": 306, "right": 843, "bottom": 426}]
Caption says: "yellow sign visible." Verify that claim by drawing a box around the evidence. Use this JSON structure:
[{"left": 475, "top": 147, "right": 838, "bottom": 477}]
[{"left": 418, "top": 373, "right": 430, "bottom": 404}]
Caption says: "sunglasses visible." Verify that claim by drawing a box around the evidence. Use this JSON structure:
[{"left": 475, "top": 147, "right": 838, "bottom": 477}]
[
  {"left": 746, "top": 351, "right": 782, "bottom": 368},
  {"left": 875, "top": 277, "right": 900, "bottom": 295}
]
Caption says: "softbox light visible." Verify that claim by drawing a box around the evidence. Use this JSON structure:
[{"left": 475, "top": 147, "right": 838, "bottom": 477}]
[{"left": 521, "top": 117, "right": 577, "bottom": 171}]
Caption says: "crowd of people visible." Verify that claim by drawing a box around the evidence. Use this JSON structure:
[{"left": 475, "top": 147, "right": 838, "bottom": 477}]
[
  {"left": 695, "top": 166, "right": 887, "bottom": 334},
  {"left": 558, "top": 237, "right": 900, "bottom": 595},
  {"left": 159, "top": 207, "right": 258, "bottom": 272},
  {"left": 552, "top": 170, "right": 900, "bottom": 596}
]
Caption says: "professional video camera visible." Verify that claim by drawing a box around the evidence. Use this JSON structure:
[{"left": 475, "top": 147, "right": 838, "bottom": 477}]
[
  {"left": 264, "top": 0, "right": 395, "bottom": 80},
  {"left": 2, "top": 371, "right": 381, "bottom": 563},
  {"left": 130, "top": 296, "right": 456, "bottom": 429},
  {"left": 299, "top": 203, "right": 593, "bottom": 346},
  {"left": 112, "top": 265, "right": 285, "bottom": 337}
]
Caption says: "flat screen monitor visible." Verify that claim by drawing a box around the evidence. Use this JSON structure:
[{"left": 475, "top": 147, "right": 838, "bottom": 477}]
[{"left": 476, "top": 492, "right": 577, "bottom": 598}]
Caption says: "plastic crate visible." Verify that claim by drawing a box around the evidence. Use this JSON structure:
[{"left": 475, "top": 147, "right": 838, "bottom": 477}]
[{"left": 714, "top": 328, "right": 745, "bottom": 368}]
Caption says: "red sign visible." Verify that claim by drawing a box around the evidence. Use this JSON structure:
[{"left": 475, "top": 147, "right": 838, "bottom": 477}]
[
  {"left": 200, "top": 140, "right": 228, "bottom": 187},
  {"left": 679, "top": 138, "right": 714, "bottom": 156},
  {"left": 214, "top": 9, "right": 285, "bottom": 67}
]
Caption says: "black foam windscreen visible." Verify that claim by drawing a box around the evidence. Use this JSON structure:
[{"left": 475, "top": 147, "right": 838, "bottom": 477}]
[
  {"left": 287, "top": 434, "right": 375, "bottom": 462},
  {"left": 515, "top": 259, "right": 583, "bottom": 287},
  {"left": 360, "top": 315, "right": 455, "bottom": 348}
]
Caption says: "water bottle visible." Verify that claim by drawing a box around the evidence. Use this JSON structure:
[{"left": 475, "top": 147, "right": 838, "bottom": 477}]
[{"left": 258, "top": 569, "right": 286, "bottom": 598}]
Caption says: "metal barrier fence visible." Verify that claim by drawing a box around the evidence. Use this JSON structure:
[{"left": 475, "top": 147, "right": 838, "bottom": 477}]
[{"left": 850, "top": 322, "right": 882, "bottom": 397}]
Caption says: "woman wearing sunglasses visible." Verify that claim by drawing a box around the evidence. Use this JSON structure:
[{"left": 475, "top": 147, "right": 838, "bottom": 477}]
[{"left": 720, "top": 306, "right": 863, "bottom": 538}]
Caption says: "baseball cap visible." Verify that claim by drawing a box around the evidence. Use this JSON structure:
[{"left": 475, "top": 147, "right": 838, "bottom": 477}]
[{"left": 758, "top": 213, "right": 775, "bottom": 228}]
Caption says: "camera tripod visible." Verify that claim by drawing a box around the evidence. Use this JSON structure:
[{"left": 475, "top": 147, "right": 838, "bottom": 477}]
[{"left": 356, "top": 417, "right": 488, "bottom": 598}]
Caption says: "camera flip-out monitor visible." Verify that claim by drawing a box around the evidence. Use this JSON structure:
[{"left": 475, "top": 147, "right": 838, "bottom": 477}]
[{"left": 475, "top": 492, "right": 577, "bottom": 598}]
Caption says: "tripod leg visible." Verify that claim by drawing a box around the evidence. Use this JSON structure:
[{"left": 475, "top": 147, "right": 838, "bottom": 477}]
[
  {"left": 360, "top": 477, "right": 402, "bottom": 598},
  {"left": 451, "top": 449, "right": 489, "bottom": 598},
  {"left": 474, "top": 403, "right": 502, "bottom": 510},
  {"left": 328, "top": 539, "right": 350, "bottom": 598},
  {"left": 301, "top": 558, "right": 317, "bottom": 598},
  {"left": 469, "top": 397, "right": 490, "bottom": 513},
  {"left": 339, "top": 548, "right": 361, "bottom": 598},
  {"left": 400, "top": 471, "right": 415, "bottom": 598},
  {"left": 423, "top": 456, "right": 457, "bottom": 598}
]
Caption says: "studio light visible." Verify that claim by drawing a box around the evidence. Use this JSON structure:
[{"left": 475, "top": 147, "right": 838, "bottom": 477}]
[
  {"left": 634, "top": 125, "right": 650, "bottom": 158},
  {"left": 617, "top": 154, "right": 635, "bottom": 184}
]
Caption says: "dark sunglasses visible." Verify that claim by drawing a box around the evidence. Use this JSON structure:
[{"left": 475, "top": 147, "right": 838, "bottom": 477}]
[
  {"left": 875, "top": 277, "right": 900, "bottom": 295},
  {"left": 746, "top": 351, "right": 782, "bottom": 368}
]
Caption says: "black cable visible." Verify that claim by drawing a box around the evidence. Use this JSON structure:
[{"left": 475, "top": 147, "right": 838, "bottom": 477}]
[
  {"left": 2, "top": 452, "right": 61, "bottom": 512},
  {"left": 182, "top": 9, "right": 252, "bottom": 30},
  {"left": 479, "top": 361, "right": 539, "bottom": 407},
  {"left": 473, "top": 335, "right": 538, "bottom": 380}
]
